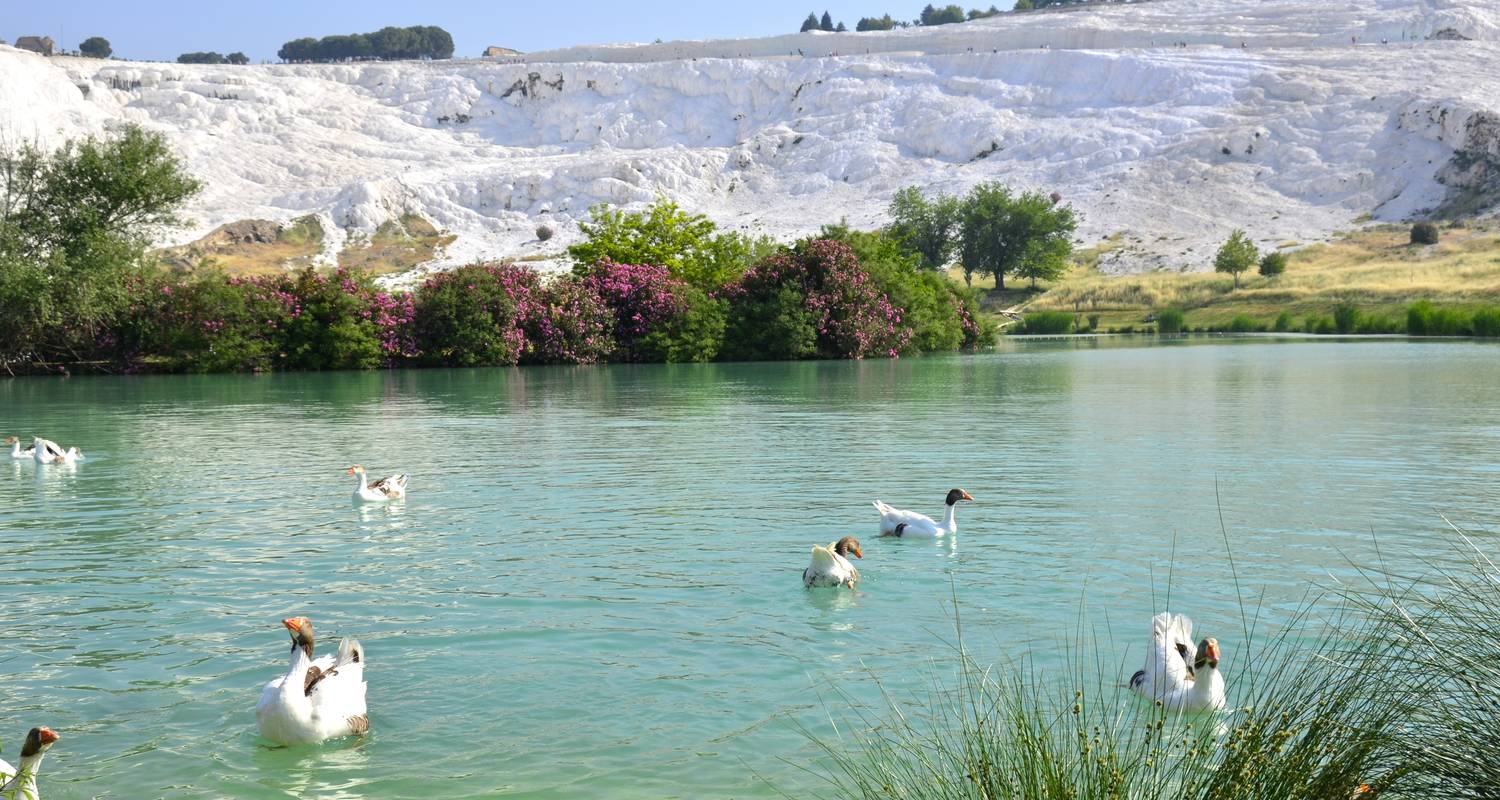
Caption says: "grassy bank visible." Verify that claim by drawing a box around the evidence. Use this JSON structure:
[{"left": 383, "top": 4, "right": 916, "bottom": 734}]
[
  {"left": 807, "top": 529, "right": 1500, "bottom": 800},
  {"left": 995, "top": 222, "right": 1500, "bottom": 333}
]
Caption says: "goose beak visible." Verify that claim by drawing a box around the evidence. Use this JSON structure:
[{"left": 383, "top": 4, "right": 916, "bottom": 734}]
[
  {"left": 37, "top": 727, "right": 59, "bottom": 745},
  {"left": 960, "top": 491, "right": 974, "bottom": 501},
  {"left": 852, "top": 547, "right": 863, "bottom": 558},
  {"left": 281, "top": 617, "right": 306, "bottom": 634}
]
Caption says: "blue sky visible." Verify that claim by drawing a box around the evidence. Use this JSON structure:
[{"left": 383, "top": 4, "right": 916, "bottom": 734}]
[{"left": 5, "top": 1, "right": 915, "bottom": 62}]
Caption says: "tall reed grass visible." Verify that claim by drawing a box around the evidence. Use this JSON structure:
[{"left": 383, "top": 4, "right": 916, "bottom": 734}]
[{"left": 804, "top": 525, "right": 1500, "bottom": 799}]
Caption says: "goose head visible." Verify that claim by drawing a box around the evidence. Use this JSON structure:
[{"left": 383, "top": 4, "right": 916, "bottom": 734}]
[
  {"left": 833, "top": 536, "right": 863, "bottom": 559},
  {"left": 3, "top": 436, "right": 16, "bottom": 445},
  {"left": 282, "top": 616, "right": 314, "bottom": 660},
  {"left": 346, "top": 465, "right": 365, "bottom": 476},
  {"left": 20, "top": 726, "right": 59, "bottom": 759},
  {"left": 1194, "top": 637, "right": 1220, "bottom": 672},
  {"left": 945, "top": 489, "right": 974, "bottom": 506}
]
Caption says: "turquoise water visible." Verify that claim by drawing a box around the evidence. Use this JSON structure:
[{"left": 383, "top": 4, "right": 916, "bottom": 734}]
[{"left": 2, "top": 338, "right": 1497, "bottom": 798}]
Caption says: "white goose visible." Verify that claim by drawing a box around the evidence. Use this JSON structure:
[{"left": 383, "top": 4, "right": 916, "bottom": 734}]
[
  {"left": 5, "top": 437, "right": 36, "bottom": 460},
  {"left": 0, "top": 726, "right": 59, "bottom": 799},
  {"left": 1127, "top": 612, "right": 1226, "bottom": 713},
  {"left": 803, "top": 536, "right": 863, "bottom": 588},
  {"left": 873, "top": 488, "right": 973, "bottom": 538},
  {"left": 348, "top": 465, "right": 407, "bottom": 503},
  {"left": 31, "top": 438, "right": 82, "bottom": 466},
  {"left": 256, "top": 617, "right": 369, "bottom": 746}
]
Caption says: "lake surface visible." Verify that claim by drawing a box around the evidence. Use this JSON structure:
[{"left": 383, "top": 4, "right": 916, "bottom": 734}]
[{"left": 3, "top": 337, "right": 1497, "bottom": 798}]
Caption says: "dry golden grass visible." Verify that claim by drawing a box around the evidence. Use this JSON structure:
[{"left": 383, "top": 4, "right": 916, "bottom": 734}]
[
  {"left": 157, "top": 216, "right": 324, "bottom": 275},
  {"left": 1029, "top": 222, "right": 1500, "bottom": 327},
  {"left": 338, "top": 214, "right": 457, "bottom": 276}
]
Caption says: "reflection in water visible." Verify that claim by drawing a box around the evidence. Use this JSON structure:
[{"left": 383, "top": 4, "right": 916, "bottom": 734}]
[{"left": 1, "top": 339, "right": 1497, "bottom": 798}]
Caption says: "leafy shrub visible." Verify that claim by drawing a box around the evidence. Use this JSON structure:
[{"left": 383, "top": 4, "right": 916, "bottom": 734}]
[
  {"left": 1086, "top": 314, "right": 1100, "bottom": 332},
  {"left": 1471, "top": 308, "right": 1500, "bottom": 337},
  {"left": 723, "top": 239, "right": 910, "bottom": 360},
  {"left": 635, "top": 285, "right": 726, "bottom": 363},
  {"left": 280, "top": 268, "right": 411, "bottom": 370},
  {"left": 524, "top": 275, "right": 614, "bottom": 364},
  {"left": 0, "top": 125, "right": 200, "bottom": 371},
  {"left": 413, "top": 264, "right": 539, "bottom": 366},
  {"left": 1214, "top": 229, "right": 1258, "bottom": 288},
  {"left": 1355, "top": 313, "right": 1402, "bottom": 334},
  {"left": 1017, "top": 311, "right": 1075, "bottom": 335},
  {"left": 1273, "top": 311, "right": 1292, "bottom": 332},
  {"left": 582, "top": 261, "right": 724, "bottom": 362},
  {"left": 1333, "top": 304, "right": 1361, "bottom": 334},
  {"left": 536, "top": 224, "right": 554, "bottom": 242},
  {"left": 1410, "top": 221, "right": 1440, "bottom": 245},
  {"left": 1259, "top": 251, "right": 1288, "bottom": 277},
  {"left": 568, "top": 198, "right": 768, "bottom": 289},
  {"left": 1156, "top": 308, "right": 1185, "bottom": 334},
  {"left": 1228, "top": 314, "right": 1260, "bottom": 333},
  {"left": 147, "top": 272, "right": 292, "bottom": 372}
]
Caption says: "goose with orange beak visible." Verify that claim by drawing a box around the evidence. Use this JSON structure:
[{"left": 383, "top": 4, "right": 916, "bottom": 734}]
[
  {"left": 255, "top": 616, "right": 369, "bottom": 745},
  {"left": 0, "top": 726, "right": 59, "bottom": 798},
  {"left": 1128, "top": 613, "right": 1227, "bottom": 713},
  {"left": 347, "top": 465, "right": 408, "bottom": 502},
  {"left": 873, "top": 489, "right": 973, "bottom": 538},
  {"left": 5, "top": 436, "right": 36, "bottom": 460},
  {"left": 804, "top": 536, "right": 864, "bottom": 588}
]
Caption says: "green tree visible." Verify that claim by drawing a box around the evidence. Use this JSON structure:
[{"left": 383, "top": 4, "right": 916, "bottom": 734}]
[
  {"left": 1214, "top": 229, "right": 1258, "bottom": 289},
  {"left": 226, "top": 52, "right": 250, "bottom": 65},
  {"left": 958, "top": 183, "right": 1076, "bottom": 290},
  {"left": 568, "top": 198, "right": 763, "bottom": 289},
  {"left": 0, "top": 126, "right": 200, "bottom": 370},
  {"left": 1259, "top": 250, "right": 1287, "bottom": 277},
  {"left": 801, "top": 13, "right": 820, "bottom": 32},
  {"left": 78, "top": 37, "right": 111, "bottom": 59},
  {"left": 857, "top": 14, "right": 899, "bottom": 31},
  {"left": 1013, "top": 0, "right": 1034, "bottom": 10},
  {"left": 177, "top": 51, "right": 225, "bottom": 64},
  {"left": 887, "top": 186, "right": 961, "bottom": 271},
  {"left": 820, "top": 11, "right": 835, "bottom": 31},
  {"left": 835, "top": 21, "right": 848, "bottom": 32}
]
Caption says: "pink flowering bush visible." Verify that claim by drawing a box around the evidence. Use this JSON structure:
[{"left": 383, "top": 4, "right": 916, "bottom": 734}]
[
  {"left": 413, "top": 264, "right": 541, "bottom": 366},
  {"left": 582, "top": 261, "right": 724, "bottom": 362},
  {"left": 722, "top": 239, "right": 910, "bottom": 360},
  {"left": 141, "top": 267, "right": 412, "bottom": 372},
  {"left": 525, "top": 275, "right": 615, "bottom": 365}
]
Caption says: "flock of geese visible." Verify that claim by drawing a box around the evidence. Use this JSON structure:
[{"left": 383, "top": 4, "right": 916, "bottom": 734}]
[{"left": 5, "top": 440, "right": 1226, "bottom": 795}]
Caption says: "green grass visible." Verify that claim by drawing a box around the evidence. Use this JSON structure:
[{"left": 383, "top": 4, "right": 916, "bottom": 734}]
[{"left": 1024, "top": 222, "right": 1500, "bottom": 332}]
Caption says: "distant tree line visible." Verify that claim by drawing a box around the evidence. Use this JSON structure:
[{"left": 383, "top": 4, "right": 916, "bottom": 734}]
[
  {"left": 801, "top": 4, "right": 1008, "bottom": 33},
  {"left": 800, "top": 12, "right": 848, "bottom": 33},
  {"left": 177, "top": 51, "right": 250, "bottom": 65},
  {"left": 276, "top": 26, "right": 454, "bottom": 63}
]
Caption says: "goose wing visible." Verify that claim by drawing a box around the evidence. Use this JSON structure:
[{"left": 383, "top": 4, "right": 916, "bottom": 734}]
[
  {"left": 872, "top": 501, "right": 940, "bottom": 535},
  {"left": 369, "top": 474, "right": 408, "bottom": 497},
  {"left": 308, "top": 638, "right": 368, "bottom": 735}
]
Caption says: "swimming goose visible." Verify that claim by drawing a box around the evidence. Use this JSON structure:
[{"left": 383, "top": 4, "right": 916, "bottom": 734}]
[
  {"left": 0, "top": 726, "right": 59, "bottom": 798},
  {"left": 803, "top": 536, "right": 863, "bottom": 588},
  {"left": 5, "top": 437, "right": 36, "bottom": 460},
  {"left": 256, "top": 617, "right": 369, "bottom": 745},
  {"left": 31, "top": 438, "right": 82, "bottom": 465},
  {"left": 1128, "top": 613, "right": 1226, "bottom": 713},
  {"left": 348, "top": 465, "right": 407, "bottom": 502},
  {"left": 873, "top": 489, "right": 973, "bottom": 538}
]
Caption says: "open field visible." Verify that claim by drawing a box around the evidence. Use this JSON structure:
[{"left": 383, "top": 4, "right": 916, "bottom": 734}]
[{"left": 995, "top": 221, "right": 1500, "bottom": 330}]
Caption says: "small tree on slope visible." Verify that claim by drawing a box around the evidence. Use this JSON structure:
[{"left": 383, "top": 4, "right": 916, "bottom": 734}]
[{"left": 1214, "top": 229, "right": 1259, "bottom": 289}]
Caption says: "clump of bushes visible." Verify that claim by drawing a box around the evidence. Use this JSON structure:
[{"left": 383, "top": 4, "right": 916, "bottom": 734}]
[
  {"left": 722, "top": 239, "right": 911, "bottom": 360},
  {"left": 1259, "top": 251, "right": 1288, "bottom": 277},
  {"left": 1333, "top": 304, "right": 1361, "bottom": 334},
  {"left": 1410, "top": 221, "right": 1440, "bottom": 245},
  {"left": 1228, "top": 314, "right": 1261, "bottom": 333},
  {"left": 1017, "top": 311, "right": 1076, "bottom": 335},
  {"left": 413, "top": 264, "right": 539, "bottom": 367},
  {"left": 1406, "top": 300, "right": 1500, "bottom": 337},
  {"left": 1156, "top": 308, "right": 1185, "bottom": 334},
  {"left": 535, "top": 224, "right": 554, "bottom": 242},
  {"left": 1273, "top": 311, "right": 1292, "bottom": 332}
]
